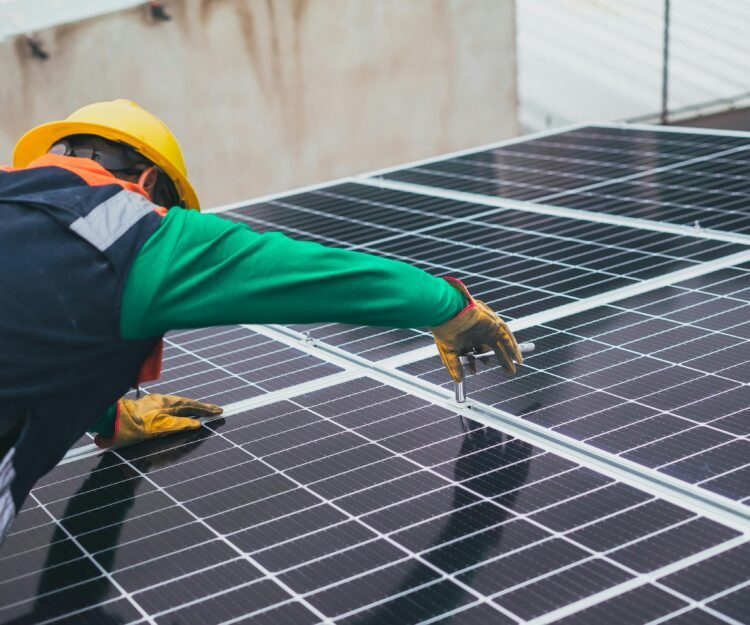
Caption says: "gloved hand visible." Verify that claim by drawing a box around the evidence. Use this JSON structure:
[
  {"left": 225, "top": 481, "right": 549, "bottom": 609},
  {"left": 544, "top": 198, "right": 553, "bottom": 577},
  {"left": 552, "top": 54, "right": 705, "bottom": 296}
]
[
  {"left": 430, "top": 277, "right": 523, "bottom": 383},
  {"left": 94, "top": 394, "right": 222, "bottom": 449}
]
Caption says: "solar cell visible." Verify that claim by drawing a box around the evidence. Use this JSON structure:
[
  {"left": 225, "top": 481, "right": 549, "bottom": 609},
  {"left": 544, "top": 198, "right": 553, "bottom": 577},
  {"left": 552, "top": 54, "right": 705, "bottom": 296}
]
[{"left": 1, "top": 377, "right": 745, "bottom": 624}]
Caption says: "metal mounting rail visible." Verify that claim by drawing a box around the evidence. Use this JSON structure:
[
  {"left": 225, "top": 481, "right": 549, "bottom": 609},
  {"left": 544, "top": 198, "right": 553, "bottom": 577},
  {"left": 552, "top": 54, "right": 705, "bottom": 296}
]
[
  {"left": 245, "top": 323, "right": 750, "bottom": 534},
  {"left": 58, "top": 319, "right": 750, "bottom": 533}
]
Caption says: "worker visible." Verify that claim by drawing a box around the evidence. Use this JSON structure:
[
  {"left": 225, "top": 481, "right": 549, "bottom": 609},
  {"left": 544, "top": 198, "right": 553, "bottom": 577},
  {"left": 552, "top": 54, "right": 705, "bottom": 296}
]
[{"left": 0, "top": 100, "right": 522, "bottom": 541}]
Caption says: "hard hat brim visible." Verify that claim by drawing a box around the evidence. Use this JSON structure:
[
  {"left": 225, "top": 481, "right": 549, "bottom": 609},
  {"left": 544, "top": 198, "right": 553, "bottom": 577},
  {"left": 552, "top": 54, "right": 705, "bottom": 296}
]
[{"left": 13, "top": 119, "right": 200, "bottom": 210}]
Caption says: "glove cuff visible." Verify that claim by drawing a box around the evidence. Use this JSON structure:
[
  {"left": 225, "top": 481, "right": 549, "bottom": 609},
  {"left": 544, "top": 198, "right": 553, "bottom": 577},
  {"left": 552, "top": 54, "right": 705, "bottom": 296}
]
[
  {"left": 94, "top": 402, "right": 122, "bottom": 449},
  {"left": 442, "top": 277, "right": 476, "bottom": 319}
]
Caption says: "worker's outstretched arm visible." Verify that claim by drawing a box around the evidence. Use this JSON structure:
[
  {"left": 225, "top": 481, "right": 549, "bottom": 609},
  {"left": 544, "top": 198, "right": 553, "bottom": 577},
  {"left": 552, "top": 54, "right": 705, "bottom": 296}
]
[
  {"left": 94, "top": 209, "right": 521, "bottom": 446},
  {"left": 120, "top": 208, "right": 467, "bottom": 338}
]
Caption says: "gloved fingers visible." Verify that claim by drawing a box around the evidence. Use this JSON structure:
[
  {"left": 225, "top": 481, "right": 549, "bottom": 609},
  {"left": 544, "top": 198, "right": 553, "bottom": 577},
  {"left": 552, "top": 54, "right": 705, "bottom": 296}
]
[
  {"left": 465, "top": 354, "right": 477, "bottom": 376},
  {"left": 492, "top": 339, "right": 517, "bottom": 375},
  {"left": 148, "top": 394, "right": 223, "bottom": 418},
  {"left": 495, "top": 319, "right": 523, "bottom": 364},
  {"left": 436, "top": 343, "right": 464, "bottom": 383},
  {"left": 144, "top": 413, "right": 202, "bottom": 437}
]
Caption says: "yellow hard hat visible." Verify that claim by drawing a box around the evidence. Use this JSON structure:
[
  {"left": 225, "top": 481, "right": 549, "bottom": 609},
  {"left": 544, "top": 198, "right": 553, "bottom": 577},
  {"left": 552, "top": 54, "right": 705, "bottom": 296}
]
[{"left": 13, "top": 99, "right": 199, "bottom": 210}]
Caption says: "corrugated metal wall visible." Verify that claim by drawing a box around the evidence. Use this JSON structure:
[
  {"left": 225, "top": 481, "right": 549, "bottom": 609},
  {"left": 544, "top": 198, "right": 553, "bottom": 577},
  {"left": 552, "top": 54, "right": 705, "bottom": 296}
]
[{"left": 517, "top": 0, "right": 750, "bottom": 132}]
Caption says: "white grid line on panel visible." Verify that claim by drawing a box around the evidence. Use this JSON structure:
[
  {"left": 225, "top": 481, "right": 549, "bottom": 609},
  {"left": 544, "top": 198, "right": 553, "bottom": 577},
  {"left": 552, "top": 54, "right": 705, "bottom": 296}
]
[
  {"left": 550, "top": 128, "right": 750, "bottom": 150},
  {"left": 526, "top": 536, "right": 749, "bottom": 625},
  {"left": 25, "top": 492, "right": 157, "bottom": 625},
  {"left": 600, "top": 121, "right": 750, "bottom": 140},
  {"left": 216, "top": 598, "right": 303, "bottom": 625},
  {"left": 697, "top": 458, "right": 750, "bottom": 488},
  {"left": 144, "top": 577, "right": 270, "bottom": 621},
  {"left": 417, "top": 602, "right": 486, "bottom": 625},
  {"left": 30, "top": 598, "right": 141, "bottom": 625}
]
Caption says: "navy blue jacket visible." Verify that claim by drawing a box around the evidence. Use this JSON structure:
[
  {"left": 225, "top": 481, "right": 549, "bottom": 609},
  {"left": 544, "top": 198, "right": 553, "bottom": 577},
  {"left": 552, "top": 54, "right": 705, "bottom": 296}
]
[{"left": 0, "top": 155, "right": 163, "bottom": 540}]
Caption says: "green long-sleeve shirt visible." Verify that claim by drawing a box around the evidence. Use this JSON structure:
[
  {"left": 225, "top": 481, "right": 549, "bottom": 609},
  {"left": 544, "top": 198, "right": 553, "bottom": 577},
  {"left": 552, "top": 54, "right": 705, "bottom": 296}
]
[{"left": 91, "top": 208, "right": 464, "bottom": 435}]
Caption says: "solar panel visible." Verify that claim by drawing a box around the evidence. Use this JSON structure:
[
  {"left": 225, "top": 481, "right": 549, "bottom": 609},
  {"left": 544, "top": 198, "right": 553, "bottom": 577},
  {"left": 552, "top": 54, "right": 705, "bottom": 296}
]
[
  {"left": 4, "top": 123, "right": 749, "bottom": 624},
  {"left": 377, "top": 126, "right": 750, "bottom": 234},
  {"left": 1, "top": 377, "right": 746, "bottom": 624}
]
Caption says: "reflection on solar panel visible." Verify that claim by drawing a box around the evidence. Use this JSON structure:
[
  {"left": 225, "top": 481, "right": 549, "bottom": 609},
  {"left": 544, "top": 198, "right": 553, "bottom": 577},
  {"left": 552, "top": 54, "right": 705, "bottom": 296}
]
[
  {"left": 3, "top": 123, "right": 749, "bottom": 624},
  {"left": 379, "top": 126, "right": 750, "bottom": 234},
  {"left": 401, "top": 265, "right": 750, "bottom": 503}
]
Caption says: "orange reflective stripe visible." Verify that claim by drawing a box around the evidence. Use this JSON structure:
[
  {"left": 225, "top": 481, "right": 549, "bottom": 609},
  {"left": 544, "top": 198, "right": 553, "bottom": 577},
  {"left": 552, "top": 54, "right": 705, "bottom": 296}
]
[
  {"left": 7, "top": 155, "right": 168, "bottom": 215},
  {"left": 27, "top": 154, "right": 150, "bottom": 198}
]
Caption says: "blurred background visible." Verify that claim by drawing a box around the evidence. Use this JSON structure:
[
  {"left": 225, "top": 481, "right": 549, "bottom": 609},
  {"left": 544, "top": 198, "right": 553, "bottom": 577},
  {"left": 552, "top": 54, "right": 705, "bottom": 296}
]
[{"left": 1, "top": 0, "right": 749, "bottom": 207}]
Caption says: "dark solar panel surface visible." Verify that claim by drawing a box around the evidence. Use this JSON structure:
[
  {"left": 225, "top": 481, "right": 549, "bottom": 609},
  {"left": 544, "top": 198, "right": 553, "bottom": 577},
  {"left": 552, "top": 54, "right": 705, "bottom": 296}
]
[
  {"left": 1, "top": 378, "right": 745, "bottom": 624},
  {"left": 543, "top": 151, "right": 750, "bottom": 235},
  {"left": 224, "top": 182, "right": 745, "bottom": 361},
  {"left": 5, "top": 124, "right": 750, "bottom": 625},
  {"left": 401, "top": 264, "right": 750, "bottom": 504},
  {"left": 379, "top": 127, "right": 750, "bottom": 234}
]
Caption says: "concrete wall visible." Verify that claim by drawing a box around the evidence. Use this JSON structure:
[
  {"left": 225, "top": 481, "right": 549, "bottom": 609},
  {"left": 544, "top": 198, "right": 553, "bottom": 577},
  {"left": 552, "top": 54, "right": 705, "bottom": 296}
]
[{"left": 0, "top": 0, "right": 518, "bottom": 208}]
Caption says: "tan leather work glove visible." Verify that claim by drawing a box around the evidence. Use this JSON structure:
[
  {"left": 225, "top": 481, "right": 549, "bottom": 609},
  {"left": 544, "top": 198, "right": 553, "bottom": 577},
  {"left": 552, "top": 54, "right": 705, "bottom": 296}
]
[
  {"left": 430, "top": 277, "right": 523, "bottom": 383},
  {"left": 94, "top": 394, "right": 223, "bottom": 449}
]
